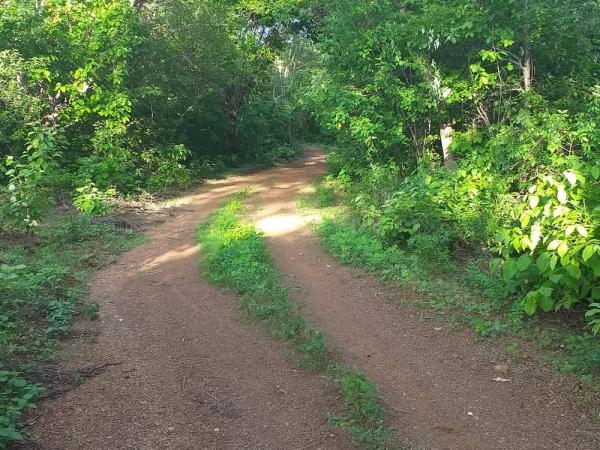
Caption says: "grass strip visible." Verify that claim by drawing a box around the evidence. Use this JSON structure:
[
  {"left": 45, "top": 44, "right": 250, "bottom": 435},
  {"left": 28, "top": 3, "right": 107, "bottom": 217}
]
[{"left": 197, "top": 192, "right": 395, "bottom": 449}]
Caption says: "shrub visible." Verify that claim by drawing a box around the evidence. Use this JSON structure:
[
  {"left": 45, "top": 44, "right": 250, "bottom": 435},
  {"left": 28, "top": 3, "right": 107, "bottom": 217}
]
[{"left": 495, "top": 167, "right": 600, "bottom": 325}]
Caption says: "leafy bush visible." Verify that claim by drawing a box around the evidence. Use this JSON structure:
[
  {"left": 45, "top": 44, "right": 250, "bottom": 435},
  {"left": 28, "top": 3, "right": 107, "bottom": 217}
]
[
  {"left": 73, "top": 182, "right": 117, "bottom": 216},
  {"left": 143, "top": 144, "right": 192, "bottom": 192},
  {"left": 0, "top": 212, "right": 143, "bottom": 445},
  {"left": 495, "top": 167, "right": 600, "bottom": 324},
  {"left": 0, "top": 127, "right": 59, "bottom": 228}
]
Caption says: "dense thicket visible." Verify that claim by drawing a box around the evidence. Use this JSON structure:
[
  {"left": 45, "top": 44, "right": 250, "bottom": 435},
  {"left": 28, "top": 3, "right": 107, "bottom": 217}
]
[
  {"left": 0, "top": 0, "right": 301, "bottom": 223},
  {"left": 299, "top": 0, "right": 600, "bottom": 331}
]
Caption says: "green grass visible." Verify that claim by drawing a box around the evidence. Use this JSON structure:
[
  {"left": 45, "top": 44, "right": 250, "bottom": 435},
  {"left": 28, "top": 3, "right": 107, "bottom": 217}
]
[
  {"left": 197, "top": 193, "right": 395, "bottom": 449},
  {"left": 0, "top": 213, "right": 145, "bottom": 446}
]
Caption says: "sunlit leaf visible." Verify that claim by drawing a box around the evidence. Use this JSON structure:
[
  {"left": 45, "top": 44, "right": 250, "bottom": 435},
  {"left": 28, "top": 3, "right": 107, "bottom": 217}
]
[
  {"left": 529, "top": 195, "right": 539, "bottom": 209},
  {"left": 563, "top": 171, "right": 577, "bottom": 187},
  {"left": 557, "top": 242, "right": 569, "bottom": 257}
]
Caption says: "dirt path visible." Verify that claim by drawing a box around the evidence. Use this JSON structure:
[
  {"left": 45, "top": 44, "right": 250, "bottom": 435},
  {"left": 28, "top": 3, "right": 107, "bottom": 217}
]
[
  {"left": 28, "top": 147, "right": 598, "bottom": 450},
  {"left": 250, "top": 148, "right": 600, "bottom": 449},
  {"left": 28, "top": 164, "right": 351, "bottom": 449}
]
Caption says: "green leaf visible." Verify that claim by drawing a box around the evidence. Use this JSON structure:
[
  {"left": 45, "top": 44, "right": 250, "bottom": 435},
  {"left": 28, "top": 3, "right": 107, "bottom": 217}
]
[
  {"left": 565, "top": 265, "right": 582, "bottom": 280},
  {"left": 584, "top": 307, "right": 600, "bottom": 318},
  {"left": 530, "top": 223, "right": 541, "bottom": 250},
  {"left": 11, "top": 378, "right": 28, "bottom": 388},
  {"left": 565, "top": 225, "right": 576, "bottom": 237},
  {"left": 529, "top": 195, "right": 540, "bottom": 209},
  {"left": 522, "top": 292, "right": 538, "bottom": 315},
  {"left": 538, "top": 294, "right": 555, "bottom": 313},
  {"left": 582, "top": 245, "right": 595, "bottom": 262},
  {"left": 576, "top": 225, "right": 588, "bottom": 237},
  {"left": 549, "top": 272, "right": 563, "bottom": 283},
  {"left": 564, "top": 171, "right": 577, "bottom": 187},
  {"left": 517, "top": 254, "right": 531, "bottom": 271},
  {"left": 538, "top": 286, "right": 554, "bottom": 297},
  {"left": 503, "top": 259, "right": 518, "bottom": 282},
  {"left": 588, "top": 256, "right": 600, "bottom": 276},
  {"left": 548, "top": 240, "right": 561, "bottom": 251},
  {"left": 591, "top": 166, "right": 600, "bottom": 180},
  {"left": 557, "top": 188, "right": 568, "bottom": 204},
  {"left": 557, "top": 242, "right": 569, "bottom": 257},
  {"left": 536, "top": 253, "right": 551, "bottom": 271}
]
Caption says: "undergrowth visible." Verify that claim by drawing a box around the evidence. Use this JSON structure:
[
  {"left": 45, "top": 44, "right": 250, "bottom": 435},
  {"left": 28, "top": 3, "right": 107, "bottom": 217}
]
[
  {"left": 0, "top": 213, "right": 144, "bottom": 447},
  {"left": 197, "top": 193, "right": 395, "bottom": 449}
]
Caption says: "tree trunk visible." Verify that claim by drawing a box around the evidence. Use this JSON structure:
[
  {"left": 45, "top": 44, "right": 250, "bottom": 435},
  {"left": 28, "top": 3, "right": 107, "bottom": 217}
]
[
  {"left": 227, "top": 111, "right": 238, "bottom": 156},
  {"left": 523, "top": 0, "right": 533, "bottom": 91},
  {"left": 440, "top": 124, "right": 455, "bottom": 168}
]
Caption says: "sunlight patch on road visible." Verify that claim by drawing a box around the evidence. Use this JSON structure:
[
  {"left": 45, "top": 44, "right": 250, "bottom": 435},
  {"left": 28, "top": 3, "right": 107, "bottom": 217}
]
[
  {"left": 140, "top": 245, "right": 199, "bottom": 272},
  {"left": 256, "top": 213, "right": 321, "bottom": 237},
  {"left": 257, "top": 214, "right": 305, "bottom": 237}
]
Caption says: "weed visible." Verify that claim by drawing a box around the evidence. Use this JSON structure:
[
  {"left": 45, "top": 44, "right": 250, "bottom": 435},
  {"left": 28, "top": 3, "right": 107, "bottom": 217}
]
[
  {"left": 0, "top": 370, "right": 42, "bottom": 447},
  {"left": 328, "top": 365, "right": 393, "bottom": 450}
]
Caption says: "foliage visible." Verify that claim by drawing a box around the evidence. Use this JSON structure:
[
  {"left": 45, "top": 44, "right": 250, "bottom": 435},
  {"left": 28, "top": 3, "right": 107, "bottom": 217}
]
[
  {"left": 73, "top": 182, "right": 117, "bottom": 216},
  {"left": 328, "top": 365, "right": 392, "bottom": 450},
  {"left": 313, "top": 208, "right": 600, "bottom": 378},
  {"left": 0, "top": 370, "right": 41, "bottom": 446},
  {"left": 1, "top": 127, "right": 59, "bottom": 227},
  {"left": 495, "top": 168, "right": 600, "bottom": 317},
  {"left": 197, "top": 194, "right": 393, "bottom": 448}
]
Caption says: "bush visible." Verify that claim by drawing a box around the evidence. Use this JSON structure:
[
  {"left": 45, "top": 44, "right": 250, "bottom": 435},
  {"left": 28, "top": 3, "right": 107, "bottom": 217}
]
[{"left": 495, "top": 167, "right": 600, "bottom": 323}]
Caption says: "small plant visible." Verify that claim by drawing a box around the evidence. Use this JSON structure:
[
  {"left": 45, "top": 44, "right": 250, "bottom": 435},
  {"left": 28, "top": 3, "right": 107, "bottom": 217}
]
[
  {"left": 315, "top": 182, "right": 338, "bottom": 208},
  {"left": 81, "top": 303, "right": 100, "bottom": 321},
  {"left": 0, "top": 370, "right": 42, "bottom": 446},
  {"left": 328, "top": 365, "right": 392, "bottom": 450},
  {"left": 73, "top": 182, "right": 117, "bottom": 216},
  {"left": 0, "top": 126, "right": 59, "bottom": 228}
]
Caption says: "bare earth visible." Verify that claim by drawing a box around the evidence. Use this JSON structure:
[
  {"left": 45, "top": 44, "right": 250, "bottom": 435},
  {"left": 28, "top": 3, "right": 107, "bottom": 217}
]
[{"left": 28, "top": 148, "right": 599, "bottom": 449}]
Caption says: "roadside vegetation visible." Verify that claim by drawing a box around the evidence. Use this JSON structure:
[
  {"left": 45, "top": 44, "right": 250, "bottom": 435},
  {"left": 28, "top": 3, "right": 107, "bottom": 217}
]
[
  {"left": 1, "top": 1, "right": 304, "bottom": 445},
  {"left": 303, "top": 0, "right": 600, "bottom": 338},
  {"left": 299, "top": 179, "right": 600, "bottom": 411},
  {"left": 0, "top": 213, "right": 143, "bottom": 446},
  {"left": 197, "top": 193, "right": 395, "bottom": 449}
]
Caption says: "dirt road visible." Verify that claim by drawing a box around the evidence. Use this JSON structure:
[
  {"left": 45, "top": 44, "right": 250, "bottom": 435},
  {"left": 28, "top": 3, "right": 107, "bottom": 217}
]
[{"left": 29, "top": 148, "right": 598, "bottom": 449}]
